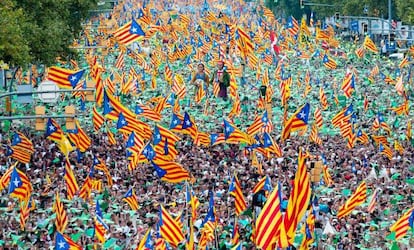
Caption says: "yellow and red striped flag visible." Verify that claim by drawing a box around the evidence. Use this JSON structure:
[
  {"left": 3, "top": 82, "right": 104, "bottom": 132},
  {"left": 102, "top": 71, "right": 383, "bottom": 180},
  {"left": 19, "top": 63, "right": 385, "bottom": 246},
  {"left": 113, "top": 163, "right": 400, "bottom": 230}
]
[
  {"left": 255, "top": 182, "right": 283, "bottom": 250},
  {"left": 389, "top": 99, "right": 409, "bottom": 116},
  {"left": 47, "top": 66, "right": 84, "bottom": 89},
  {"left": 389, "top": 206, "right": 414, "bottom": 240},
  {"left": 314, "top": 107, "right": 323, "bottom": 129},
  {"left": 355, "top": 46, "right": 364, "bottom": 58},
  {"left": 309, "top": 124, "right": 322, "bottom": 145},
  {"left": 337, "top": 181, "right": 367, "bottom": 218},
  {"left": 53, "top": 192, "right": 68, "bottom": 232},
  {"left": 279, "top": 150, "right": 311, "bottom": 247},
  {"left": 228, "top": 174, "right": 247, "bottom": 216},
  {"left": 159, "top": 205, "right": 184, "bottom": 247},
  {"left": 113, "top": 19, "right": 145, "bottom": 45},
  {"left": 395, "top": 75, "right": 405, "bottom": 96},
  {"left": 123, "top": 188, "right": 139, "bottom": 210},
  {"left": 63, "top": 158, "right": 79, "bottom": 200},
  {"left": 363, "top": 36, "right": 378, "bottom": 53},
  {"left": 319, "top": 87, "right": 328, "bottom": 110},
  {"left": 19, "top": 201, "right": 30, "bottom": 230},
  {"left": 92, "top": 106, "right": 105, "bottom": 132},
  {"left": 367, "top": 189, "right": 378, "bottom": 213}
]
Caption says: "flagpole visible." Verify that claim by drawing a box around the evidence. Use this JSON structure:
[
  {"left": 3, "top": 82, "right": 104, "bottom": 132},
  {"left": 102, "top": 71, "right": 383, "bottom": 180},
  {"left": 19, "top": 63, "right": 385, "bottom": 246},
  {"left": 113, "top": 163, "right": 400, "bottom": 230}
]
[{"left": 185, "top": 182, "right": 190, "bottom": 235}]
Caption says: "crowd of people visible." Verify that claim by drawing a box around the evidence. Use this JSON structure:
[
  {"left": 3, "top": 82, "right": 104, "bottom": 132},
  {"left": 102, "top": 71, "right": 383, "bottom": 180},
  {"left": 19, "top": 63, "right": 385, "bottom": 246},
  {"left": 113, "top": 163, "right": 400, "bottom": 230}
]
[{"left": 1, "top": 0, "right": 414, "bottom": 249}]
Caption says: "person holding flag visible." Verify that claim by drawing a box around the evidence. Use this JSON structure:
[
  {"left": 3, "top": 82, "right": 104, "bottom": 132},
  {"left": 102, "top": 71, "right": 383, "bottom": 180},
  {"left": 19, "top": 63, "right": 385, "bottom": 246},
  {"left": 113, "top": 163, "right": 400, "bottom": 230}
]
[{"left": 210, "top": 60, "right": 230, "bottom": 101}]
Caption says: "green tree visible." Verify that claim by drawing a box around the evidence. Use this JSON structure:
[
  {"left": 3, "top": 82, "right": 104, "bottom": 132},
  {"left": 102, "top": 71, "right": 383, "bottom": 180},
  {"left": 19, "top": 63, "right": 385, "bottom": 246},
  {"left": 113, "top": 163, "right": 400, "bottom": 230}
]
[
  {"left": 0, "top": 0, "right": 32, "bottom": 66},
  {"left": 266, "top": 0, "right": 307, "bottom": 20},
  {"left": 0, "top": 0, "right": 97, "bottom": 67},
  {"left": 266, "top": 0, "right": 412, "bottom": 24},
  {"left": 395, "top": 0, "right": 414, "bottom": 24}
]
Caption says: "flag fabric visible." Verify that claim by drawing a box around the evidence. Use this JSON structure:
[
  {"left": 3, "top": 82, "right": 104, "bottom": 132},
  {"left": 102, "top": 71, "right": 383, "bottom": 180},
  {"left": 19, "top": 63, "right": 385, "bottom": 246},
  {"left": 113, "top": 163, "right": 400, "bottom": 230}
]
[
  {"left": 92, "top": 106, "right": 105, "bottom": 132},
  {"left": 252, "top": 176, "right": 272, "bottom": 194},
  {"left": 247, "top": 111, "right": 269, "bottom": 136},
  {"left": 319, "top": 87, "right": 328, "bottom": 110},
  {"left": 255, "top": 182, "right": 283, "bottom": 249},
  {"left": 282, "top": 103, "right": 310, "bottom": 140},
  {"left": 114, "top": 18, "right": 145, "bottom": 45},
  {"left": 279, "top": 150, "right": 311, "bottom": 247},
  {"left": 394, "top": 75, "right": 405, "bottom": 96},
  {"left": 164, "top": 65, "right": 173, "bottom": 83},
  {"left": 356, "top": 129, "right": 369, "bottom": 145},
  {"left": 151, "top": 158, "right": 190, "bottom": 183},
  {"left": 47, "top": 66, "right": 84, "bottom": 89},
  {"left": 19, "top": 200, "right": 30, "bottom": 230},
  {"left": 11, "top": 132, "right": 34, "bottom": 153},
  {"left": 309, "top": 124, "right": 322, "bottom": 145},
  {"left": 389, "top": 206, "right": 414, "bottom": 240},
  {"left": 53, "top": 192, "right": 68, "bottom": 233},
  {"left": 94, "top": 200, "right": 109, "bottom": 243},
  {"left": 286, "top": 16, "right": 299, "bottom": 36},
  {"left": 137, "top": 229, "right": 153, "bottom": 250},
  {"left": 337, "top": 181, "right": 367, "bottom": 218},
  {"left": 376, "top": 112, "right": 391, "bottom": 133},
  {"left": 78, "top": 169, "right": 93, "bottom": 200},
  {"left": 123, "top": 188, "right": 139, "bottom": 210},
  {"left": 314, "top": 107, "right": 323, "bottom": 129},
  {"left": 159, "top": 205, "right": 185, "bottom": 247},
  {"left": 55, "top": 232, "right": 82, "bottom": 250},
  {"left": 8, "top": 167, "right": 32, "bottom": 201},
  {"left": 63, "top": 158, "right": 79, "bottom": 200},
  {"left": 45, "top": 118, "right": 64, "bottom": 143},
  {"left": 5, "top": 145, "right": 31, "bottom": 164},
  {"left": 0, "top": 163, "right": 15, "bottom": 191},
  {"left": 363, "top": 36, "right": 378, "bottom": 53},
  {"left": 341, "top": 73, "right": 355, "bottom": 98},
  {"left": 210, "top": 133, "right": 225, "bottom": 146},
  {"left": 379, "top": 143, "right": 393, "bottom": 160},
  {"left": 223, "top": 119, "right": 252, "bottom": 144},
  {"left": 390, "top": 100, "right": 409, "bottom": 116},
  {"left": 182, "top": 112, "right": 198, "bottom": 139},
  {"left": 355, "top": 46, "right": 364, "bottom": 58},
  {"left": 332, "top": 104, "right": 353, "bottom": 128},
  {"left": 322, "top": 54, "right": 337, "bottom": 69},
  {"left": 186, "top": 183, "right": 200, "bottom": 222},
  {"left": 367, "top": 189, "right": 378, "bottom": 213},
  {"left": 228, "top": 174, "right": 247, "bottom": 215},
  {"left": 172, "top": 74, "right": 187, "bottom": 99},
  {"left": 399, "top": 56, "right": 410, "bottom": 68},
  {"left": 232, "top": 219, "right": 240, "bottom": 245},
  {"left": 262, "top": 132, "right": 282, "bottom": 157},
  {"left": 200, "top": 191, "right": 216, "bottom": 245},
  {"left": 67, "top": 119, "right": 91, "bottom": 152},
  {"left": 135, "top": 104, "right": 162, "bottom": 122}
]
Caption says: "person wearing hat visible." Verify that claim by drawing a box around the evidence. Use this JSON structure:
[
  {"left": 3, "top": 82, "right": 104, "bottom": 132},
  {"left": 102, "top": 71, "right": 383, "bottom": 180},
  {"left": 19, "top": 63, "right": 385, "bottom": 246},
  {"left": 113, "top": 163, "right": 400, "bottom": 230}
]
[{"left": 210, "top": 60, "right": 230, "bottom": 100}]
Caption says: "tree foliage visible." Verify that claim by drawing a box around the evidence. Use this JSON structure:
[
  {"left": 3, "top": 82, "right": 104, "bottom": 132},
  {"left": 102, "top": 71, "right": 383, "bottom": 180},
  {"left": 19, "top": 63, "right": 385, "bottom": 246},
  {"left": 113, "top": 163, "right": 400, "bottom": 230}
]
[
  {"left": 0, "top": 0, "right": 97, "bottom": 67},
  {"left": 395, "top": 0, "right": 414, "bottom": 24},
  {"left": 266, "top": 0, "right": 411, "bottom": 25}
]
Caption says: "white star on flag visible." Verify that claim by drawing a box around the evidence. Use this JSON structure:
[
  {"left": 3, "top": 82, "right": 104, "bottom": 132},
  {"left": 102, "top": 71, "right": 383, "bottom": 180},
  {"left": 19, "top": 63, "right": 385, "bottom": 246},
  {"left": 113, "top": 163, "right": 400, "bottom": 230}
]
[{"left": 13, "top": 178, "right": 20, "bottom": 187}]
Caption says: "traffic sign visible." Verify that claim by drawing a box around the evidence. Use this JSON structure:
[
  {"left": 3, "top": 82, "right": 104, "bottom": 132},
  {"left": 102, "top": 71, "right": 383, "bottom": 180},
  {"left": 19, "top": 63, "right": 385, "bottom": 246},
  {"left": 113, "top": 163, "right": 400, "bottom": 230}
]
[{"left": 38, "top": 80, "right": 59, "bottom": 103}]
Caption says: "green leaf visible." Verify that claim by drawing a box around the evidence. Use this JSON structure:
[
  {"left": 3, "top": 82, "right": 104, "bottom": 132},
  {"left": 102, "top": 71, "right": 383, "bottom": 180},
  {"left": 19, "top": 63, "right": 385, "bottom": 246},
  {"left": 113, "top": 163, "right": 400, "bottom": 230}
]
[
  {"left": 103, "top": 238, "right": 116, "bottom": 249},
  {"left": 390, "top": 241, "right": 400, "bottom": 250},
  {"left": 386, "top": 231, "right": 396, "bottom": 241},
  {"left": 86, "top": 228, "right": 97, "bottom": 239},
  {"left": 71, "top": 232, "right": 82, "bottom": 242}
]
